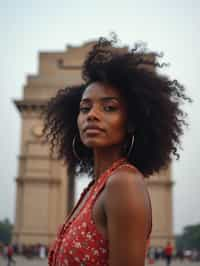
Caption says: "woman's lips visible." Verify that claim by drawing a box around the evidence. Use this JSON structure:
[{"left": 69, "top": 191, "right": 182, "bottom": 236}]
[
  {"left": 84, "top": 128, "right": 103, "bottom": 134},
  {"left": 83, "top": 126, "right": 105, "bottom": 135}
]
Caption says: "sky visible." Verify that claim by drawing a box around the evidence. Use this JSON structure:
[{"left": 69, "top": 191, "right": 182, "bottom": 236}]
[{"left": 0, "top": 0, "right": 199, "bottom": 234}]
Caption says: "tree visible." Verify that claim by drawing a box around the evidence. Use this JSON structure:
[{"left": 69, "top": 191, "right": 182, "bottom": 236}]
[
  {"left": 0, "top": 218, "right": 13, "bottom": 244},
  {"left": 176, "top": 223, "right": 200, "bottom": 250}
]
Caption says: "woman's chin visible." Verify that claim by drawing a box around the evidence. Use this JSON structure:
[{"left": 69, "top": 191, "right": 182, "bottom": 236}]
[{"left": 83, "top": 139, "right": 105, "bottom": 148}]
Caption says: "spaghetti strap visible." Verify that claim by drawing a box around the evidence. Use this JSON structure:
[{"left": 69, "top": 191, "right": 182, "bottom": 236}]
[
  {"left": 122, "top": 163, "right": 152, "bottom": 238},
  {"left": 122, "top": 163, "right": 153, "bottom": 238},
  {"left": 90, "top": 161, "right": 152, "bottom": 239},
  {"left": 59, "top": 178, "right": 95, "bottom": 236}
]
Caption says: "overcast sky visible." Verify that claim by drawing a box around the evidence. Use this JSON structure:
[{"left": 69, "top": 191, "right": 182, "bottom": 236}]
[{"left": 0, "top": 0, "right": 199, "bottom": 234}]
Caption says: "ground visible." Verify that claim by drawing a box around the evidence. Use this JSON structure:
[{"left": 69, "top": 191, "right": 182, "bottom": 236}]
[{"left": 0, "top": 256, "right": 200, "bottom": 266}]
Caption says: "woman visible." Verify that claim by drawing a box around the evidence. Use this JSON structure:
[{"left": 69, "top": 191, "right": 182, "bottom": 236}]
[{"left": 44, "top": 36, "right": 191, "bottom": 266}]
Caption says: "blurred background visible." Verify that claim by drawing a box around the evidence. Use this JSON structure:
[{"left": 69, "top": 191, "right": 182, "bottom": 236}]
[{"left": 0, "top": 0, "right": 199, "bottom": 257}]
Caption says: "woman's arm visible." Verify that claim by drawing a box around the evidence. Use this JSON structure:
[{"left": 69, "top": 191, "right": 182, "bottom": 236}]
[{"left": 104, "top": 167, "right": 151, "bottom": 266}]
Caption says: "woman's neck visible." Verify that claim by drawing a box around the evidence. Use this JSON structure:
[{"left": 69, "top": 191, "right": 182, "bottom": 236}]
[{"left": 93, "top": 147, "right": 125, "bottom": 179}]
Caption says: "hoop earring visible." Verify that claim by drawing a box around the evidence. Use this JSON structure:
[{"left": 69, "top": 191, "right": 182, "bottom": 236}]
[
  {"left": 72, "top": 135, "right": 81, "bottom": 161},
  {"left": 126, "top": 135, "right": 135, "bottom": 158}
]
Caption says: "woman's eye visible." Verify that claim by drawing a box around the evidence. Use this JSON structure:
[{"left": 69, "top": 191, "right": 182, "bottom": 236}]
[
  {"left": 104, "top": 106, "right": 117, "bottom": 112},
  {"left": 79, "top": 105, "right": 117, "bottom": 113},
  {"left": 80, "top": 106, "right": 90, "bottom": 113}
]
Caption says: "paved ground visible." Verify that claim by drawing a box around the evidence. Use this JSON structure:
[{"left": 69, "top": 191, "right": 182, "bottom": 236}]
[
  {"left": 0, "top": 256, "right": 47, "bottom": 266},
  {"left": 0, "top": 256, "right": 199, "bottom": 266}
]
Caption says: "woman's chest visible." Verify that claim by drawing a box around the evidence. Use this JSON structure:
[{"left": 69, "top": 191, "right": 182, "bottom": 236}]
[
  {"left": 67, "top": 183, "right": 106, "bottom": 234},
  {"left": 54, "top": 199, "right": 108, "bottom": 266}
]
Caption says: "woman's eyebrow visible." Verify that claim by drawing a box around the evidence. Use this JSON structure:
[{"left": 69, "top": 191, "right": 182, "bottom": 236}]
[
  {"left": 101, "top": 97, "right": 120, "bottom": 102},
  {"left": 80, "top": 97, "right": 120, "bottom": 102}
]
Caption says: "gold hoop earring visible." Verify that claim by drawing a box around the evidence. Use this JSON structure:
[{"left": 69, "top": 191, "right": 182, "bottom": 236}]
[
  {"left": 72, "top": 135, "right": 81, "bottom": 161},
  {"left": 126, "top": 135, "right": 135, "bottom": 158}
]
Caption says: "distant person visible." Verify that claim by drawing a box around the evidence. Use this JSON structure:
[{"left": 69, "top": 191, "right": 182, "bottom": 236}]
[
  {"left": 5, "top": 245, "right": 16, "bottom": 266},
  {"left": 39, "top": 245, "right": 46, "bottom": 259},
  {"left": 43, "top": 34, "right": 191, "bottom": 265},
  {"left": 164, "top": 241, "right": 173, "bottom": 266},
  {"left": 148, "top": 247, "right": 156, "bottom": 264},
  {"left": 0, "top": 242, "right": 3, "bottom": 256},
  {"left": 176, "top": 249, "right": 184, "bottom": 262}
]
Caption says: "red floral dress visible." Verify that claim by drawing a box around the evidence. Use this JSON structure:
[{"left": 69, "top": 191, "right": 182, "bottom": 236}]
[{"left": 48, "top": 158, "right": 152, "bottom": 266}]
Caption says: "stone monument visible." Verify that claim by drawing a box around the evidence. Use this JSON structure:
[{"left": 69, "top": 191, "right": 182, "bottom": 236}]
[{"left": 13, "top": 41, "right": 174, "bottom": 247}]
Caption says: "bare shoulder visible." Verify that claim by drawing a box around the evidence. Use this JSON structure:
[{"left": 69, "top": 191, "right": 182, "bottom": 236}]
[
  {"left": 105, "top": 164, "right": 146, "bottom": 197},
  {"left": 104, "top": 164, "right": 151, "bottom": 265},
  {"left": 104, "top": 164, "right": 150, "bottom": 227}
]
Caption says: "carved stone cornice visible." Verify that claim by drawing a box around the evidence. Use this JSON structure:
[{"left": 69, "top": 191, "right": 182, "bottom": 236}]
[
  {"left": 14, "top": 99, "right": 48, "bottom": 113},
  {"left": 16, "top": 176, "right": 61, "bottom": 185},
  {"left": 13, "top": 231, "right": 55, "bottom": 236},
  {"left": 18, "top": 155, "right": 51, "bottom": 160}
]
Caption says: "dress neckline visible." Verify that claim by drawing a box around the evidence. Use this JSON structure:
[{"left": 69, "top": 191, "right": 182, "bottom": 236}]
[
  {"left": 61, "top": 157, "right": 127, "bottom": 234},
  {"left": 93, "top": 157, "right": 127, "bottom": 183}
]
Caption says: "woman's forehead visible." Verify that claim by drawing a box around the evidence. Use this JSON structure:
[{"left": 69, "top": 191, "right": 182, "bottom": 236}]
[{"left": 82, "top": 82, "right": 121, "bottom": 100}]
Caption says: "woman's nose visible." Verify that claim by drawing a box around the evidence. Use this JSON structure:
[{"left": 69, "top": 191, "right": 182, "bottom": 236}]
[{"left": 87, "top": 106, "right": 100, "bottom": 121}]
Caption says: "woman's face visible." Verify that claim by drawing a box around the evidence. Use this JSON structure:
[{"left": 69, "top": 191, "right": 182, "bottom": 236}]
[{"left": 77, "top": 82, "right": 127, "bottom": 150}]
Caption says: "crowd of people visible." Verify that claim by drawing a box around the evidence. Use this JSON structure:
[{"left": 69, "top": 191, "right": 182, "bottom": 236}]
[
  {"left": 0, "top": 242, "right": 48, "bottom": 263},
  {"left": 1, "top": 241, "right": 200, "bottom": 265},
  {"left": 147, "top": 242, "right": 200, "bottom": 265}
]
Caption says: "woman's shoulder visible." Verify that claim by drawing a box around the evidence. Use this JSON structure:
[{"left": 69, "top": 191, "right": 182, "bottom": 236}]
[
  {"left": 106, "top": 163, "right": 145, "bottom": 191},
  {"left": 104, "top": 162, "right": 151, "bottom": 234}
]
